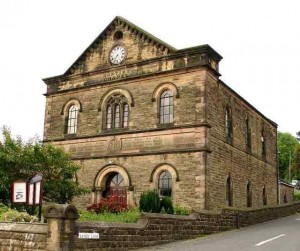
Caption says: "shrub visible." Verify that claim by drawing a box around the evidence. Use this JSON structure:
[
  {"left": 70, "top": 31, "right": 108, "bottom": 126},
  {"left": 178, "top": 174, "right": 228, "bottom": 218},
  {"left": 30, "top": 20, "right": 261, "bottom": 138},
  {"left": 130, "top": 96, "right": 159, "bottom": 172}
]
[
  {"left": 79, "top": 207, "right": 140, "bottom": 223},
  {"left": 139, "top": 190, "right": 160, "bottom": 213},
  {"left": 293, "top": 192, "right": 300, "bottom": 201},
  {"left": 159, "top": 196, "right": 174, "bottom": 214},
  {"left": 174, "top": 205, "right": 191, "bottom": 215},
  {"left": 87, "top": 195, "right": 127, "bottom": 214},
  {"left": 0, "top": 203, "right": 9, "bottom": 215},
  {"left": 1, "top": 209, "right": 38, "bottom": 222}
]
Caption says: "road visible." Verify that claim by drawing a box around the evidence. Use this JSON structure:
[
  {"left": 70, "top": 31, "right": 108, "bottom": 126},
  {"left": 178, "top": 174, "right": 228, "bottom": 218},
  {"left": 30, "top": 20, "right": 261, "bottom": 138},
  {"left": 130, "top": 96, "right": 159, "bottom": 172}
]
[{"left": 136, "top": 213, "right": 300, "bottom": 251}]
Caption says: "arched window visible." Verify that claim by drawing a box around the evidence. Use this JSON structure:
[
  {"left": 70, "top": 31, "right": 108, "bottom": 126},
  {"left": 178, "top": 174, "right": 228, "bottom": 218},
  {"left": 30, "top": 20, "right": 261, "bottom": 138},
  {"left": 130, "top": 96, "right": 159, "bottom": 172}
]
[
  {"left": 158, "top": 171, "right": 172, "bottom": 197},
  {"left": 226, "top": 176, "right": 233, "bottom": 206},
  {"left": 284, "top": 192, "right": 288, "bottom": 203},
  {"left": 160, "top": 90, "right": 173, "bottom": 124},
  {"left": 105, "top": 94, "right": 129, "bottom": 129},
  {"left": 225, "top": 106, "right": 233, "bottom": 143},
  {"left": 261, "top": 129, "right": 266, "bottom": 160},
  {"left": 67, "top": 105, "right": 79, "bottom": 134},
  {"left": 246, "top": 181, "right": 252, "bottom": 207},
  {"left": 262, "top": 186, "right": 267, "bottom": 205},
  {"left": 245, "top": 117, "right": 251, "bottom": 153}
]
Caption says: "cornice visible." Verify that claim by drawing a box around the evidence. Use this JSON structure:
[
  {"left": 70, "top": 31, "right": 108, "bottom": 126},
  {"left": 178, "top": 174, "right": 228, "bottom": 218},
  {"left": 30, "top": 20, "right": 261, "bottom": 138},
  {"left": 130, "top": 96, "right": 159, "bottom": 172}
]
[
  {"left": 43, "top": 122, "right": 212, "bottom": 143},
  {"left": 43, "top": 45, "right": 221, "bottom": 85},
  {"left": 70, "top": 147, "right": 211, "bottom": 160}
]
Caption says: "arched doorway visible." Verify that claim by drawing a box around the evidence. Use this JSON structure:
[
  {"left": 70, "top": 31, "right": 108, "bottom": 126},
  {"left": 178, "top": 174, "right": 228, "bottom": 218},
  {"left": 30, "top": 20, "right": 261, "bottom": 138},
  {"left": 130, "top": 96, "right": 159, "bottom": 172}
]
[
  {"left": 103, "top": 172, "right": 127, "bottom": 204},
  {"left": 93, "top": 165, "right": 133, "bottom": 205}
]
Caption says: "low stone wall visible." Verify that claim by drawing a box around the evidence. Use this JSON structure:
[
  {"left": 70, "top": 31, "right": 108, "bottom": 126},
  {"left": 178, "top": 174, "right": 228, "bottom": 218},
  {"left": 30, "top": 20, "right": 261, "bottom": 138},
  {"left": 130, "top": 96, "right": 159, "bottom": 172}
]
[
  {"left": 0, "top": 202, "right": 300, "bottom": 251},
  {"left": 279, "top": 182, "right": 294, "bottom": 204},
  {"left": 0, "top": 222, "right": 47, "bottom": 250},
  {"left": 74, "top": 202, "right": 300, "bottom": 250}
]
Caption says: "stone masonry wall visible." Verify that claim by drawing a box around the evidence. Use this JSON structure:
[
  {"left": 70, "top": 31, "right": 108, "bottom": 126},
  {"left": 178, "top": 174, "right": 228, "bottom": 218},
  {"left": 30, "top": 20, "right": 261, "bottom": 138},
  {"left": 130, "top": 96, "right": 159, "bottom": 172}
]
[
  {"left": 72, "top": 151, "right": 206, "bottom": 210},
  {"left": 280, "top": 183, "right": 294, "bottom": 204},
  {"left": 1, "top": 203, "right": 299, "bottom": 251},
  {"left": 44, "top": 69, "right": 206, "bottom": 141},
  {"left": 0, "top": 222, "right": 47, "bottom": 250},
  {"left": 206, "top": 72, "right": 278, "bottom": 209},
  {"left": 74, "top": 202, "right": 300, "bottom": 251}
]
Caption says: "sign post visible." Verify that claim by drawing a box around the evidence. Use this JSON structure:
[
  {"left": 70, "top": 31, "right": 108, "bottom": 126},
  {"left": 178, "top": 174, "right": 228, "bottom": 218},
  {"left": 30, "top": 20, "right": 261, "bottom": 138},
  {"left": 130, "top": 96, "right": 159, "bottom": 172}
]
[
  {"left": 28, "top": 173, "right": 43, "bottom": 221},
  {"left": 11, "top": 173, "right": 43, "bottom": 221}
]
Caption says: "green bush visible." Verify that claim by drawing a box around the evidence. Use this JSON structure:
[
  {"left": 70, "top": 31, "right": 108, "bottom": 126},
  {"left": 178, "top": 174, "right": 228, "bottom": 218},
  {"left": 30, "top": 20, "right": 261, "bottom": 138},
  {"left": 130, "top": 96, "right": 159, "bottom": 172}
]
[
  {"left": 174, "top": 205, "right": 191, "bottom": 215},
  {"left": 159, "top": 196, "right": 174, "bottom": 214},
  {"left": 1, "top": 209, "right": 38, "bottom": 222},
  {"left": 293, "top": 192, "right": 300, "bottom": 201},
  {"left": 79, "top": 207, "right": 140, "bottom": 223},
  {"left": 139, "top": 190, "right": 160, "bottom": 213},
  {"left": 0, "top": 203, "right": 9, "bottom": 214}
]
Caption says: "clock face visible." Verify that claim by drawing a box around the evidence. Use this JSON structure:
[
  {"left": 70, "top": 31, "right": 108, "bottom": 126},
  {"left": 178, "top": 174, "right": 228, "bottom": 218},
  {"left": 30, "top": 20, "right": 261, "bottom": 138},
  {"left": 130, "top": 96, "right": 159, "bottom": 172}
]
[{"left": 109, "top": 45, "right": 126, "bottom": 65}]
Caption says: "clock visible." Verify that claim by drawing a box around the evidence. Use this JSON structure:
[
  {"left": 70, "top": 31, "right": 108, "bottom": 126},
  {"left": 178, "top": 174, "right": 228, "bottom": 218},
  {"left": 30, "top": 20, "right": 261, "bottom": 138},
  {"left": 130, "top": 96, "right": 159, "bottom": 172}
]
[{"left": 109, "top": 44, "right": 126, "bottom": 65}]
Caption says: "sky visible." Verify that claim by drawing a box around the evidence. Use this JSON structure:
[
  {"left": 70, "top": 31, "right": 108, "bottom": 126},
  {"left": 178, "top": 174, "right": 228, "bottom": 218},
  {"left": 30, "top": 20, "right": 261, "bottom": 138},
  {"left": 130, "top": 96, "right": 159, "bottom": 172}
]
[{"left": 0, "top": 0, "right": 299, "bottom": 141}]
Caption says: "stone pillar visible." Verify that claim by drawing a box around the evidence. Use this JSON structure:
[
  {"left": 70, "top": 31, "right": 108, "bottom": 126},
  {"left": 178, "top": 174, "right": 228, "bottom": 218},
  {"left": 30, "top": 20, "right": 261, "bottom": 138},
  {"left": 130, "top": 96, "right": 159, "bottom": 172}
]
[{"left": 44, "top": 204, "right": 79, "bottom": 251}]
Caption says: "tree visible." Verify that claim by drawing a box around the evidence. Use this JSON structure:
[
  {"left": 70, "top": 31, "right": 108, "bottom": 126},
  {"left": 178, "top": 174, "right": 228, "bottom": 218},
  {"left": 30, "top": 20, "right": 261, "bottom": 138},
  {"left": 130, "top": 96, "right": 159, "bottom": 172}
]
[
  {"left": 0, "top": 126, "right": 86, "bottom": 205},
  {"left": 277, "top": 132, "right": 299, "bottom": 179},
  {"left": 296, "top": 131, "right": 300, "bottom": 142},
  {"left": 291, "top": 145, "right": 300, "bottom": 179}
]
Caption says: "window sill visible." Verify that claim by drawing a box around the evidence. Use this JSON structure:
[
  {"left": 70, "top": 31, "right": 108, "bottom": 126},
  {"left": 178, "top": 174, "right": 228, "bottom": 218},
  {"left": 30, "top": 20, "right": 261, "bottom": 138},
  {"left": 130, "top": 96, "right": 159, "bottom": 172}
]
[
  {"left": 64, "top": 133, "right": 77, "bottom": 139},
  {"left": 157, "top": 123, "right": 174, "bottom": 129},
  {"left": 102, "top": 128, "right": 129, "bottom": 134}
]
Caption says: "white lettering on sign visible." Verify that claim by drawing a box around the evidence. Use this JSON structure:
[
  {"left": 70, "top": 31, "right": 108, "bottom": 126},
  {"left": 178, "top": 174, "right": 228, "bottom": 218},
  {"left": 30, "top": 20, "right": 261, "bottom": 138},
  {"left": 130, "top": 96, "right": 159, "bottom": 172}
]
[{"left": 78, "top": 233, "right": 100, "bottom": 239}]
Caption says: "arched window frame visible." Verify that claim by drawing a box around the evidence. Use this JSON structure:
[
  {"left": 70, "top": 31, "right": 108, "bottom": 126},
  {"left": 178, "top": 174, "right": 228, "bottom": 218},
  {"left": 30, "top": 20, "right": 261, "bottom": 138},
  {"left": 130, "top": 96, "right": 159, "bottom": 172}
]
[
  {"left": 159, "top": 90, "right": 174, "bottom": 124},
  {"left": 61, "top": 99, "right": 82, "bottom": 135},
  {"left": 104, "top": 94, "right": 129, "bottom": 130},
  {"left": 226, "top": 176, "right": 233, "bottom": 207},
  {"left": 225, "top": 106, "right": 233, "bottom": 144},
  {"left": 261, "top": 129, "right": 267, "bottom": 161},
  {"left": 152, "top": 82, "right": 179, "bottom": 126},
  {"left": 245, "top": 117, "right": 251, "bottom": 153},
  {"left": 158, "top": 171, "right": 172, "bottom": 197},
  {"left": 149, "top": 163, "right": 179, "bottom": 199},
  {"left": 246, "top": 180, "right": 252, "bottom": 208},
  {"left": 283, "top": 191, "right": 288, "bottom": 203},
  {"left": 99, "top": 89, "right": 133, "bottom": 131},
  {"left": 262, "top": 185, "right": 267, "bottom": 206},
  {"left": 67, "top": 105, "right": 79, "bottom": 134}
]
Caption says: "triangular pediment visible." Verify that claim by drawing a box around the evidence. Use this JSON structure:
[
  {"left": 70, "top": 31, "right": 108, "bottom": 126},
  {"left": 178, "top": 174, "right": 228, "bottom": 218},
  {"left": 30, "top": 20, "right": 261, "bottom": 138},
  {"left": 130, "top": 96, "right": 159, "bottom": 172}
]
[{"left": 65, "top": 16, "right": 176, "bottom": 76}]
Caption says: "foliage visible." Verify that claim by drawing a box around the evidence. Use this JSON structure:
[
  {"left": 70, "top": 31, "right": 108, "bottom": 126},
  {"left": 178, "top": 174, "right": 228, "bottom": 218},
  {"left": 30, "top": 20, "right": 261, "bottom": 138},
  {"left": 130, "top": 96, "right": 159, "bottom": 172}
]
[
  {"left": 277, "top": 132, "right": 299, "bottom": 179},
  {"left": 87, "top": 196, "right": 128, "bottom": 214},
  {"left": 79, "top": 207, "right": 140, "bottom": 223},
  {"left": 293, "top": 189, "right": 300, "bottom": 201},
  {"left": 1, "top": 208, "right": 38, "bottom": 222},
  {"left": 291, "top": 145, "right": 300, "bottom": 180},
  {"left": 173, "top": 205, "right": 191, "bottom": 215},
  {"left": 139, "top": 190, "right": 160, "bottom": 213},
  {"left": 0, "top": 203, "right": 9, "bottom": 215},
  {"left": 0, "top": 126, "right": 86, "bottom": 206},
  {"left": 159, "top": 196, "right": 174, "bottom": 214}
]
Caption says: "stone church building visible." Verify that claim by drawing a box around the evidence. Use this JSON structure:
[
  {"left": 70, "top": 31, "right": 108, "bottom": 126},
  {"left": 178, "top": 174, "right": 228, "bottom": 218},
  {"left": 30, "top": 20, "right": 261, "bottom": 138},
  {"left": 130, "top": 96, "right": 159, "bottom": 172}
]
[{"left": 43, "top": 17, "right": 278, "bottom": 210}]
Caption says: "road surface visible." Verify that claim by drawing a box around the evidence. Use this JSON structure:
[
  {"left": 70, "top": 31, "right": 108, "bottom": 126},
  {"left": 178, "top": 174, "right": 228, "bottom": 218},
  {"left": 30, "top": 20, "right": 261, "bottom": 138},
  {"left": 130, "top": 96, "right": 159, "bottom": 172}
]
[{"left": 136, "top": 213, "right": 300, "bottom": 251}]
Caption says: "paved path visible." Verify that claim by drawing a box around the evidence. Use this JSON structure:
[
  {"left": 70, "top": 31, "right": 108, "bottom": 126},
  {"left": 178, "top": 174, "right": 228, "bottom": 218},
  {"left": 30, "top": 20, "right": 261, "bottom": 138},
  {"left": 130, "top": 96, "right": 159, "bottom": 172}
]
[{"left": 136, "top": 213, "right": 300, "bottom": 251}]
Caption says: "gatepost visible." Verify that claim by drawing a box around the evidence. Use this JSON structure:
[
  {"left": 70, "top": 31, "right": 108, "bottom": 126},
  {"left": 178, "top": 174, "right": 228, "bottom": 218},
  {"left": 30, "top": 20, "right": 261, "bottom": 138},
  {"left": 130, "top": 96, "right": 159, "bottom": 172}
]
[{"left": 44, "top": 204, "right": 79, "bottom": 251}]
